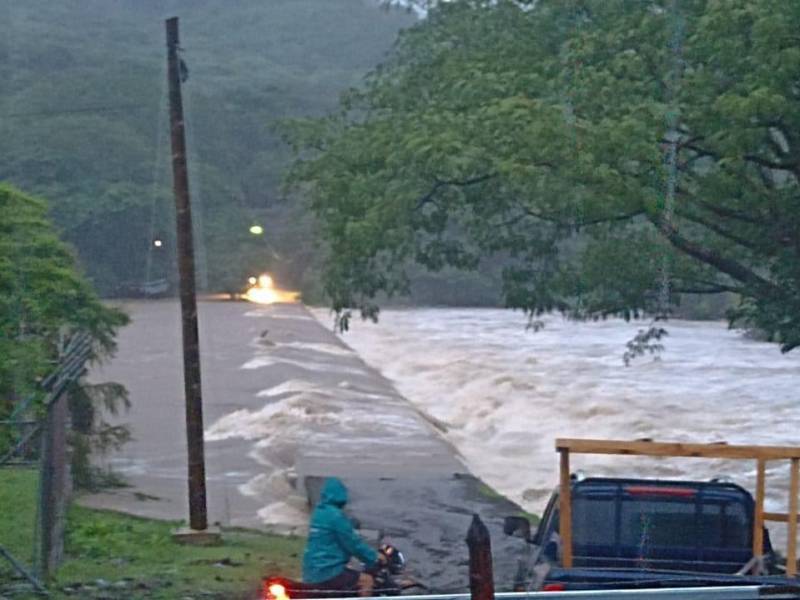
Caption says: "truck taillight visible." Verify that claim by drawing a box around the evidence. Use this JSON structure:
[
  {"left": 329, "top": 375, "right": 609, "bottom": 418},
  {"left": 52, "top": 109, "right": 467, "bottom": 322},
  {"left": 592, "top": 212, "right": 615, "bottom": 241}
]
[
  {"left": 625, "top": 485, "right": 696, "bottom": 497},
  {"left": 542, "top": 583, "right": 566, "bottom": 591}
]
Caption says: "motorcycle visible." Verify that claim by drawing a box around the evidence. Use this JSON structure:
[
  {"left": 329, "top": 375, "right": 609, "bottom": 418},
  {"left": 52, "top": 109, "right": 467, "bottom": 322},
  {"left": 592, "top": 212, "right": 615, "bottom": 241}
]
[{"left": 263, "top": 544, "right": 423, "bottom": 599}]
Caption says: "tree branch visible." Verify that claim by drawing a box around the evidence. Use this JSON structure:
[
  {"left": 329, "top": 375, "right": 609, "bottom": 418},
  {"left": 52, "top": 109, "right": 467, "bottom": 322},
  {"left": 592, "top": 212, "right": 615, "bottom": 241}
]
[
  {"left": 414, "top": 173, "right": 496, "bottom": 210},
  {"left": 684, "top": 143, "right": 719, "bottom": 160},
  {"left": 744, "top": 154, "right": 797, "bottom": 171},
  {"left": 516, "top": 206, "right": 644, "bottom": 228},
  {"left": 691, "top": 199, "right": 764, "bottom": 225},
  {"left": 576, "top": 209, "right": 645, "bottom": 228},
  {"left": 672, "top": 286, "right": 741, "bottom": 294},
  {"left": 675, "top": 208, "right": 761, "bottom": 252},
  {"left": 647, "top": 213, "right": 778, "bottom": 294},
  {"left": 670, "top": 275, "right": 745, "bottom": 294}
]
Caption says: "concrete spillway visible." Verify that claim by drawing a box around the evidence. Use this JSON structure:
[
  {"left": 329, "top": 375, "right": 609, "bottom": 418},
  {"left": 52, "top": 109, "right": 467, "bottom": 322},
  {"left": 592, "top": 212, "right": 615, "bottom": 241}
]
[{"left": 83, "top": 300, "right": 527, "bottom": 591}]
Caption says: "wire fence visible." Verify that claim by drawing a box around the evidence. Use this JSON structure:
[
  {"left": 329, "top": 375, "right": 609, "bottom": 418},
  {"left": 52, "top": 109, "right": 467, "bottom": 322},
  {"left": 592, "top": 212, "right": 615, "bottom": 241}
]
[{"left": 0, "top": 332, "right": 93, "bottom": 595}]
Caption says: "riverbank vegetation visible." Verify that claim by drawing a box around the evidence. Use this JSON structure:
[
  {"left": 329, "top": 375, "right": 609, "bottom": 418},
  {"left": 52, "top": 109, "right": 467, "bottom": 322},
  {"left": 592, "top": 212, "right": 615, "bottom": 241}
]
[
  {"left": 3, "top": 2, "right": 762, "bottom": 319},
  {"left": 286, "top": 0, "right": 800, "bottom": 349},
  {"left": 0, "top": 1, "right": 413, "bottom": 298},
  {"left": 0, "top": 185, "right": 128, "bottom": 461},
  {"left": 0, "top": 468, "right": 303, "bottom": 599}
]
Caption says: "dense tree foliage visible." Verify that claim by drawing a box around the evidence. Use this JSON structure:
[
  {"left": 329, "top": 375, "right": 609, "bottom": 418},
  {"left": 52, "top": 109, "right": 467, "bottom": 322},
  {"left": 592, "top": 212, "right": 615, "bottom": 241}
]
[
  {"left": 0, "top": 185, "right": 128, "bottom": 449},
  {"left": 0, "top": 1, "right": 413, "bottom": 295},
  {"left": 287, "top": 0, "right": 800, "bottom": 349}
]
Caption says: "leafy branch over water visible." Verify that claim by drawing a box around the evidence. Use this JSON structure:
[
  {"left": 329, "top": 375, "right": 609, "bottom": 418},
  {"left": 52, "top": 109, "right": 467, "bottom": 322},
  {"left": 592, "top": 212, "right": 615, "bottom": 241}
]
[
  {"left": 286, "top": 0, "right": 800, "bottom": 352},
  {"left": 623, "top": 326, "right": 669, "bottom": 367}
]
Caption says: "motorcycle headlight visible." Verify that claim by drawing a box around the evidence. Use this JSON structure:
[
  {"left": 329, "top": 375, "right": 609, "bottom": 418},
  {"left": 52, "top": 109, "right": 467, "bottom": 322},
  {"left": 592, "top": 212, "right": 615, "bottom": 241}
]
[{"left": 265, "top": 582, "right": 290, "bottom": 600}]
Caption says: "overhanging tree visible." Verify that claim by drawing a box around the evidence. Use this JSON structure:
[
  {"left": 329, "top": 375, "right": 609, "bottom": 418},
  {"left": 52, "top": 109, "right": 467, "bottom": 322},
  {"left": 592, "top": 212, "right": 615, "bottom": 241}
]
[
  {"left": 286, "top": 0, "right": 800, "bottom": 350},
  {"left": 0, "top": 184, "right": 128, "bottom": 455}
]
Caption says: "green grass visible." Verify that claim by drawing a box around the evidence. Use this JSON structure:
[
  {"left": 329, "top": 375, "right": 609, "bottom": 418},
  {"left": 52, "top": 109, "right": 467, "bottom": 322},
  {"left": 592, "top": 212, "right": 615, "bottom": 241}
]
[
  {"left": 51, "top": 507, "right": 304, "bottom": 599},
  {"left": 473, "top": 478, "right": 540, "bottom": 527},
  {"left": 0, "top": 467, "right": 39, "bottom": 578},
  {"left": 0, "top": 468, "right": 304, "bottom": 598},
  {"left": 517, "top": 510, "right": 540, "bottom": 525},
  {"left": 476, "top": 481, "right": 506, "bottom": 501}
]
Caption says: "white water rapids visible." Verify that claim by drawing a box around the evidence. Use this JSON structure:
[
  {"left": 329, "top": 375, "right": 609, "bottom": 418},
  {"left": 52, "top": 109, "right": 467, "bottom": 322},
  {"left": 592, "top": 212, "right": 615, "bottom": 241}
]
[{"left": 314, "top": 308, "right": 800, "bottom": 537}]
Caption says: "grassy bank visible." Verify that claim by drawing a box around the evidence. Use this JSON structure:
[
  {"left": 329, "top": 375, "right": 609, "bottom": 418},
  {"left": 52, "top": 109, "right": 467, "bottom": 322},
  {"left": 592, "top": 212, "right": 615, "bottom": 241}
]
[
  {"left": 0, "top": 467, "right": 39, "bottom": 583},
  {"left": 0, "top": 468, "right": 304, "bottom": 599},
  {"left": 54, "top": 508, "right": 303, "bottom": 599}
]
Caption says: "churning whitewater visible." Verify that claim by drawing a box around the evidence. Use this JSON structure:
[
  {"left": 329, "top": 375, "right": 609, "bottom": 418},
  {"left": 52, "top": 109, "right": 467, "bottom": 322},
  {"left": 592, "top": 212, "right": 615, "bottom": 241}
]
[
  {"left": 206, "top": 304, "right": 800, "bottom": 542},
  {"left": 315, "top": 308, "right": 800, "bottom": 522}
]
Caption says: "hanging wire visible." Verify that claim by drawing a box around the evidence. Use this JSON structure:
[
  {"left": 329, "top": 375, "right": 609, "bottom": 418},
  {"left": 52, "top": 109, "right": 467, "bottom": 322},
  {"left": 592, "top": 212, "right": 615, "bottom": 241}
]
[
  {"left": 560, "top": 1, "right": 584, "bottom": 175},
  {"left": 622, "top": 0, "right": 686, "bottom": 365},
  {"left": 176, "top": 34, "right": 225, "bottom": 415},
  {"left": 563, "top": 0, "right": 586, "bottom": 313},
  {"left": 144, "top": 58, "right": 170, "bottom": 288},
  {"left": 181, "top": 51, "right": 210, "bottom": 293},
  {"left": 658, "top": 0, "right": 686, "bottom": 318},
  {"left": 520, "top": 4, "right": 588, "bottom": 587},
  {"left": 1, "top": 104, "right": 149, "bottom": 120},
  {"left": 2, "top": 2, "right": 37, "bottom": 572}
]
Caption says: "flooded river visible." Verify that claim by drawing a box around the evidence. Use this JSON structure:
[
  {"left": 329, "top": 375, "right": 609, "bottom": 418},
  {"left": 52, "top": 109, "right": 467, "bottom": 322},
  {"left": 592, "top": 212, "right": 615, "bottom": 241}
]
[{"left": 314, "top": 308, "right": 800, "bottom": 537}]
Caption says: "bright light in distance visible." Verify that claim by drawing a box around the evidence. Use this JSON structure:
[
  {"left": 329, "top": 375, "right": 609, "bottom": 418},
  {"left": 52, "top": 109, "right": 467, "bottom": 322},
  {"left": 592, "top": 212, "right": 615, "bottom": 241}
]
[
  {"left": 249, "top": 224, "right": 264, "bottom": 235},
  {"left": 153, "top": 239, "right": 163, "bottom": 248},
  {"left": 244, "top": 273, "right": 299, "bottom": 305}
]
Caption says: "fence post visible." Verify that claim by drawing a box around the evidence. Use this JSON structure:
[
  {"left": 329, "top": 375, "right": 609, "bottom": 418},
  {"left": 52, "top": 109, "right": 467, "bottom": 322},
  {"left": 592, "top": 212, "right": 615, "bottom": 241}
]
[
  {"left": 2, "top": 334, "right": 89, "bottom": 585},
  {"left": 466, "top": 514, "right": 494, "bottom": 600},
  {"left": 36, "top": 385, "right": 70, "bottom": 579},
  {"left": 36, "top": 399, "right": 54, "bottom": 579}
]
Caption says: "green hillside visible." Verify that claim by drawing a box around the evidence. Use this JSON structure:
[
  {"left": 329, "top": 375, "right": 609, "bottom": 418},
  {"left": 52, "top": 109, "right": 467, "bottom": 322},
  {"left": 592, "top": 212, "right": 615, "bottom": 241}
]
[{"left": 0, "top": 1, "right": 414, "bottom": 295}]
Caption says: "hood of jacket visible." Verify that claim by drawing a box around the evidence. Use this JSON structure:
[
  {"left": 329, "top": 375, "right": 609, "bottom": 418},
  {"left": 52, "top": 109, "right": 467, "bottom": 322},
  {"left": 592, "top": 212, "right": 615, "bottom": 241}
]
[{"left": 319, "top": 477, "right": 348, "bottom": 508}]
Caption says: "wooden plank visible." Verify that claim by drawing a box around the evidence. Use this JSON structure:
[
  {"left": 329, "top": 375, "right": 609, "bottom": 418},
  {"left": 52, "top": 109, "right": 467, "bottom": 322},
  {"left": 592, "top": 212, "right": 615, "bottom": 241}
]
[
  {"left": 788, "top": 458, "right": 799, "bottom": 578},
  {"left": 556, "top": 438, "right": 800, "bottom": 460},
  {"left": 763, "top": 512, "right": 800, "bottom": 523},
  {"left": 753, "top": 459, "right": 765, "bottom": 562},
  {"left": 559, "top": 449, "right": 573, "bottom": 568}
]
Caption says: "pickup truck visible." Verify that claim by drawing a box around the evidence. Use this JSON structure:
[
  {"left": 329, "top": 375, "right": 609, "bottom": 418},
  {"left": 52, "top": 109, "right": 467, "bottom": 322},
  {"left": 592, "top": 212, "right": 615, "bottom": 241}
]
[{"left": 505, "top": 475, "right": 777, "bottom": 587}]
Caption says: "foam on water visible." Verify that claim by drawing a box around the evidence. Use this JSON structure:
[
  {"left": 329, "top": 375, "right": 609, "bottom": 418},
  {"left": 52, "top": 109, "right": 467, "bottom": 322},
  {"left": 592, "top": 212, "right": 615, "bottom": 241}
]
[
  {"left": 207, "top": 328, "right": 429, "bottom": 529},
  {"left": 256, "top": 379, "right": 328, "bottom": 398},
  {"left": 245, "top": 308, "right": 313, "bottom": 320},
  {"left": 315, "top": 308, "right": 800, "bottom": 539},
  {"left": 278, "top": 341, "right": 355, "bottom": 357},
  {"left": 241, "top": 354, "right": 367, "bottom": 375}
]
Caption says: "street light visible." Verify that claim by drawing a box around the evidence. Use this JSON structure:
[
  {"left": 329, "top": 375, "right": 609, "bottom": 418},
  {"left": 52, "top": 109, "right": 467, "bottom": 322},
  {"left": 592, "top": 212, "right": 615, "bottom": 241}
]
[
  {"left": 153, "top": 238, "right": 163, "bottom": 248},
  {"left": 249, "top": 224, "right": 264, "bottom": 235}
]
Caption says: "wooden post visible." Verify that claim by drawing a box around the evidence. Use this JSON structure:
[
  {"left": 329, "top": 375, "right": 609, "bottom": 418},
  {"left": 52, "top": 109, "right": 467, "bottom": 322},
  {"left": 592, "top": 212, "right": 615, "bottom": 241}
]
[
  {"left": 166, "top": 16, "right": 208, "bottom": 532},
  {"left": 559, "top": 449, "right": 573, "bottom": 568},
  {"left": 788, "top": 458, "right": 799, "bottom": 577},
  {"left": 36, "top": 401, "right": 54, "bottom": 579},
  {"left": 466, "top": 514, "right": 494, "bottom": 600},
  {"left": 36, "top": 389, "right": 69, "bottom": 578},
  {"left": 752, "top": 458, "right": 765, "bottom": 566}
]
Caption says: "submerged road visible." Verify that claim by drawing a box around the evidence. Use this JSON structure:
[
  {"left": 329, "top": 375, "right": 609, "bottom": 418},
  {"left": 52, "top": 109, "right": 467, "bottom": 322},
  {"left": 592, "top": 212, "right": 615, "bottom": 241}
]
[{"left": 85, "top": 300, "right": 526, "bottom": 590}]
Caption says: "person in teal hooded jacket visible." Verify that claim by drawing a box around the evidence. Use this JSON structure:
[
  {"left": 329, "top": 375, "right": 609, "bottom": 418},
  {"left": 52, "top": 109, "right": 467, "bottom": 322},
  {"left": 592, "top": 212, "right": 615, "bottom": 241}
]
[{"left": 302, "top": 478, "right": 382, "bottom": 595}]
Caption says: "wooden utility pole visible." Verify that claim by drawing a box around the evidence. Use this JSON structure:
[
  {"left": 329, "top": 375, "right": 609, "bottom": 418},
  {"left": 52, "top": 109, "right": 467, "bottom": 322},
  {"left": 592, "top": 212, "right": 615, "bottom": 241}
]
[
  {"left": 466, "top": 514, "right": 495, "bottom": 600},
  {"left": 166, "top": 16, "right": 208, "bottom": 532}
]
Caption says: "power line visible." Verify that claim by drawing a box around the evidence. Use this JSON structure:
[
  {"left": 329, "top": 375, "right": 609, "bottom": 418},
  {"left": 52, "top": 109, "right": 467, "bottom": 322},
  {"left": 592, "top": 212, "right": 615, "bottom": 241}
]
[
  {"left": 0, "top": 103, "right": 150, "bottom": 119},
  {"left": 1, "top": 103, "right": 263, "bottom": 120}
]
